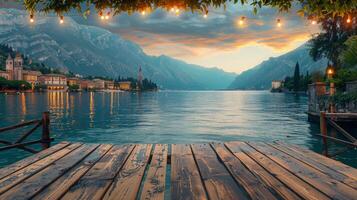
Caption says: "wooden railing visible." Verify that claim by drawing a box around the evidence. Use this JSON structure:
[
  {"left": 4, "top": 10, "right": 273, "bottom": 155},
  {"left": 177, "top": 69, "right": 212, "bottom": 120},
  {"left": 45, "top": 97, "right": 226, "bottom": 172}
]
[{"left": 0, "top": 112, "right": 53, "bottom": 154}]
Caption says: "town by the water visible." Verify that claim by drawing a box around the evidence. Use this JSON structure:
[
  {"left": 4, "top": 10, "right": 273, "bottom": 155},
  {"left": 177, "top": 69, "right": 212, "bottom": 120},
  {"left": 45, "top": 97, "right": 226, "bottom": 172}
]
[{"left": 0, "top": 49, "right": 158, "bottom": 93}]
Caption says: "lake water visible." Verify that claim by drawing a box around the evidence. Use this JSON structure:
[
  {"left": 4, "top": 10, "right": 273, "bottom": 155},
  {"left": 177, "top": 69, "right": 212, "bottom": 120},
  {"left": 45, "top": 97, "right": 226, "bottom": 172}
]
[{"left": 0, "top": 91, "right": 356, "bottom": 167}]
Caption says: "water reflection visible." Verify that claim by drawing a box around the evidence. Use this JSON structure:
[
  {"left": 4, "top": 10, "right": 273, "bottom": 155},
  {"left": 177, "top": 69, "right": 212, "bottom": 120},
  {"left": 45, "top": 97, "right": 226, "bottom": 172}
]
[{"left": 0, "top": 91, "right": 356, "bottom": 167}]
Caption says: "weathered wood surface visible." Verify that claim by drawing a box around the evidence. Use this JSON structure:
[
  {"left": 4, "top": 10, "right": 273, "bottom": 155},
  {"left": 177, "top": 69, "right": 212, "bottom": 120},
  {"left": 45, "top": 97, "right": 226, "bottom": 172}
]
[{"left": 1, "top": 141, "right": 357, "bottom": 200}]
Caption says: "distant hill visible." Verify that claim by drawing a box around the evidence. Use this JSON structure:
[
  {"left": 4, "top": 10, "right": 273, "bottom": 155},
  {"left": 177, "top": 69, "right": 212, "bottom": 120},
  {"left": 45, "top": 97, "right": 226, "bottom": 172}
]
[
  {"left": 0, "top": 9, "right": 236, "bottom": 90},
  {"left": 229, "top": 44, "right": 327, "bottom": 90}
]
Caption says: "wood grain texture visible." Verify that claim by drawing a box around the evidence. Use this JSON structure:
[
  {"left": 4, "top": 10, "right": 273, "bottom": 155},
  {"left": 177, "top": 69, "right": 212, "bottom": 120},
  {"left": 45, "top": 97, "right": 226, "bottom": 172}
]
[
  {"left": 171, "top": 144, "right": 207, "bottom": 200},
  {"left": 32, "top": 144, "right": 113, "bottom": 200},
  {"left": 275, "top": 141, "right": 357, "bottom": 181},
  {"left": 0, "top": 142, "right": 70, "bottom": 180},
  {"left": 0, "top": 143, "right": 82, "bottom": 195},
  {"left": 61, "top": 144, "right": 134, "bottom": 200},
  {"left": 191, "top": 143, "right": 249, "bottom": 200},
  {"left": 212, "top": 143, "right": 277, "bottom": 200},
  {"left": 270, "top": 142, "right": 357, "bottom": 190},
  {"left": 140, "top": 144, "right": 168, "bottom": 200},
  {"left": 226, "top": 141, "right": 329, "bottom": 200},
  {"left": 224, "top": 142, "right": 301, "bottom": 200},
  {"left": 248, "top": 142, "right": 357, "bottom": 200},
  {"left": 0, "top": 144, "right": 99, "bottom": 200},
  {"left": 103, "top": 144, "right": 153, "bottom": 200}
]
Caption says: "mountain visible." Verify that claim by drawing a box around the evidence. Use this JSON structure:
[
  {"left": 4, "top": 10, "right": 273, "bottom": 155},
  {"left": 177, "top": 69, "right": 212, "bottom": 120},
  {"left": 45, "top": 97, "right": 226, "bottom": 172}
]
[
  {"left": 229, "top": 44, "right": 327, "bottom": 90},
  {"left": 0, "top": 9, "right": 236, "bottom": 90}
]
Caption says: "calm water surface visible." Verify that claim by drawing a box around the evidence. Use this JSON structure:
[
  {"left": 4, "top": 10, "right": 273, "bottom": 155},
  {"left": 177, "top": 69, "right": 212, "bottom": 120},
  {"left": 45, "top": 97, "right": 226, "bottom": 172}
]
[{"left": 0, "top": 91, "right": 356, "bottom": 167}]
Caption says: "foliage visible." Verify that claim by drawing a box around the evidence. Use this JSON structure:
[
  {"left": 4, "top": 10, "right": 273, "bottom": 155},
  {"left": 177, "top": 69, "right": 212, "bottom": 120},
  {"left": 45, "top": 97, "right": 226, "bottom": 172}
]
[
  {"left": 293, "top": 62, "right": 300, "bottom": 92},
  {"left": 332, "top": 68, "right": 357, "bottom": 90},
  {"left": 310, "top": 71, "right": 324, "bottom": 82},
  {"left": 23, "top": 0, "right": 357, "bottom": 18},
  {"left": 340, "top": 36, "right": 357, "bottom": 69},
  {"left": 284, "top": 69, "right": 311, "bottom": 92},
  {"left": 68, "top": 84, "right": 80, "bottom": 91},
  {"left": 309, "top": 15, "right": 357, "bottom": 68},
  {"left": 0, "top": 78, "right": 32, "bottom": 90},
  {"left": 329, "top": 91, "right": 357, "bottom": 105},
  {"left": 116, "top": 76, "right": 158, "bottom": 91}
]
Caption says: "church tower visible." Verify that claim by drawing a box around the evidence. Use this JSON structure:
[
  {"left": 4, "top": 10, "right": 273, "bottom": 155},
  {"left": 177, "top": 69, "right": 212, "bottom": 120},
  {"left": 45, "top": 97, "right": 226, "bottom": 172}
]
[
  {"left": 5, "top": 54, "right": 14, "bottom": 80},
  {"left": 138, "top": 66, "right": 143, "bottom": 84},
  {"left": 13, "top": 52, "right": 23, "bottom": 80}
]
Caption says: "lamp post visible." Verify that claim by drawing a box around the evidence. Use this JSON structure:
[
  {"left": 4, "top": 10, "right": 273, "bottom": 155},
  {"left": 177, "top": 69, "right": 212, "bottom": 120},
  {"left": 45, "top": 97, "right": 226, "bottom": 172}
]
[{"left": 327, "top": 67, "right": 335, "bottom": 113}]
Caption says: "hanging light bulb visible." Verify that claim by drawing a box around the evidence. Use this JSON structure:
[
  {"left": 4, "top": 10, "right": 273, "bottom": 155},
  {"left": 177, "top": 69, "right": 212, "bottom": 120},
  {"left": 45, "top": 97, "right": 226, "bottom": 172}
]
[
  {"left": 311, "top": 20, "right": 317, "bottom": 25},
  {"left": 170, "top": 7, "right": 175, "bottom": 12},
  {"left": 99, "top": 11, "right": 105, "bottom": 20},
  {"left": 59, "top": 16, "right": 64, "bottom": 24},
  {"left": 277, "top": 18, "right": 282, "bottom": 27},
  {"left": 105, "top": 12, "right": 110, "bottom": 20},
  {"left": 175, "top": 8, "right": 180, "bottom": 14},
  {"left": 239, "top": 16, "right": 246, "bottom": 26},
  {"left": 29, "top": 14, "right": 34, "bottom": 23},
  {"left": 141, "top": 10, "right": 146, "bottom": 16},
  {"left": 347, "top": 16, "right": 351, "bottom": 23},
  {"left": 203, "top": 13, "right": 208, "bottom": 18}
]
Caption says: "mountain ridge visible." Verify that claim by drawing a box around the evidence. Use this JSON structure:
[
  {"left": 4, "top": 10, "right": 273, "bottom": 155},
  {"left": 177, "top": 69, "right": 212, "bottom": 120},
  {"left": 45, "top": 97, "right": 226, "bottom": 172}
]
[
  {"left": 0, "top": 8, "right": 236, "bottom": 90},
  {"left": 229, "top": 44, "right": 327, "bottom": 90}
]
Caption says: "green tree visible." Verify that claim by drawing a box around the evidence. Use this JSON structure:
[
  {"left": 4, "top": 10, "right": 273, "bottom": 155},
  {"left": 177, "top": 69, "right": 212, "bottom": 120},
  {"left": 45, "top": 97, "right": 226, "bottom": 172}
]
[
  {"left": 340, "top": 36, "right": 357, "bottom": 69},
  {"left": 293, "top": 62, "right": 300, "bottom": 92}
]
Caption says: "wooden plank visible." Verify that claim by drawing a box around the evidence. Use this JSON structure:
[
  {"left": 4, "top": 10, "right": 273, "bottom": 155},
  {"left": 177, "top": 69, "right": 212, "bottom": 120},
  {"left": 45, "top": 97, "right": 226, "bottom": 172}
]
[
  {"left": 224, "top": 142, "right": 301, "bottom": 200},
  {"left": 191, "top": 143, "right": 248, "bottom": 200},
  {"left": 170, "top": 144, "right": 207, "bottom": 200},
  {"left": 211, "top": 143, "right": 277, "bottom": 200},
  {"left": 0, "top": 144, "right": 100, "bottom": 200},
  {"left": 276, "top": 141, "right": 357, "bottom": 180},
  {"left": 32, "top": 144, "right": 113, "bottom": 200},
  {"left": 249, "top": 142, "right": 357, "bottom": 200},
  {"left": 226, "top": 141, "right": 329, "bottom": 200},
  {"left": 61, "top": 144, "right": 134, "bottom": 200},
  {"left": 0, "top": 143, "right": 82, "bottom": 195},
  {"left": 140, "top": 144, "right": 168, "bottom": 200},
  {"left": 0, "top": 142, "right": 71, "bottom": 180},
  {"left": 271, "top": 142, "right": 357, "bottom": 190},
  {"left": 103, "top": 144, "right": 153, "bottom": 200}
]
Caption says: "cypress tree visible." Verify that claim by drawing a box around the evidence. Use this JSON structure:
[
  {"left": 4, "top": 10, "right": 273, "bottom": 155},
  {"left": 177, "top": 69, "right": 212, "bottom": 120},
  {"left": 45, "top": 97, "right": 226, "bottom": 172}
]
[{"left": 293, "top": 61, "right": 300, "bottom": 92}]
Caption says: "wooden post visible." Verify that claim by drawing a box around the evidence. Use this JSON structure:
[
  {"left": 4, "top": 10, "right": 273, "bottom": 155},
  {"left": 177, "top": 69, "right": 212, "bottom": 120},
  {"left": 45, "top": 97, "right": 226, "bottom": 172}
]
[
  {"left": 320, "top": 111, "right": 328, "bottom": 156},
  {"left": 41, "top": 111, "right": 50, "bottom": 149}
]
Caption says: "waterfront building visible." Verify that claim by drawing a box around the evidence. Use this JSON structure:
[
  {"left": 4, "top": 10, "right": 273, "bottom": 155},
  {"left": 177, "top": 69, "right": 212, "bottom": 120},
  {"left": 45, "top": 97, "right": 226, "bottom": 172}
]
[
  {"left": 79, "top": 80, "right": 95, "bottom": 90},
  {"left": 93, "top": 79, "right": 105, "bottom": 90},
  {"left": 38, "top": 74, "right": 68, "bottom": 91},
  {"left": 0, "top": 70, "right": 10, "bottom": 80},
  {"left": 23, "top": 70, "right": 42, "bottom": 88},
  {"left": 67, "top": 77, "right": 81, "bottom": 87},
  {"left": 104, "top": 80, "right": 115, "bottom": 90},
  {"left": 119, "top": 81, "right": 131, "bottom": 91},
  {"left": 271, "top": 80, "right": 283, "bottom": 89}
]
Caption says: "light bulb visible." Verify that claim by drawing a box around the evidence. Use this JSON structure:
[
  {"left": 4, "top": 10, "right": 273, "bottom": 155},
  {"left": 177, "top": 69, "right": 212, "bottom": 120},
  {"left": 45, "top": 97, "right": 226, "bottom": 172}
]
[
  {"left": 175, "top": 8, "right": 180, "bottom": 13},
  {"left": 311, "top": 20, "right": 317, "bottom": 25},
  {"left": 141, "top": 11, "right": 146, "bottom": 15},
  {"left": 203, "top": 14, "right": 208, "bottom": 18},
  {"left": 170, "top": 7, "right": 175, "bottom": 12},
  {"left": 239, "top": 17, "right": 245, "bottom": 26},
  {"left": 277, "top": 19, "right": 282, "bottom": 27},
  {"left": 59, "top": 16, "right": 64, "bottom": 24},
  {"left": 105, "top": 12, "right": 110, "bottom": 20},
  {"left": 347, "top": 17, "right": 351, "bottom": 23},
  {"left": 29, "top": 14, "right": 34, "bottom": 23}
]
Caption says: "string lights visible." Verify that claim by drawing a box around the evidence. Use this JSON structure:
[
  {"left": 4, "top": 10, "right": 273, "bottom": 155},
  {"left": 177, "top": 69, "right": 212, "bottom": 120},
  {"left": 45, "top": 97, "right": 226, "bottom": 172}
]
[
  {"left": 347, "top": 16, "right": 351, "bottom": 23},
  {"left": 29, "top": 14, "right": 34, "bottom": 23},
  {"left": 239, "top": 16, "right": 246, "bottom": 26},
  {"left": 59, "top": 16, "right": 64, "bottom": 24}
]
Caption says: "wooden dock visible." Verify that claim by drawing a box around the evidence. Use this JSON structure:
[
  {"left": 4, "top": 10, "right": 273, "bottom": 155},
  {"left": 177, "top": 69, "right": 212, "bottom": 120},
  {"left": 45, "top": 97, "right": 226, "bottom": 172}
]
[{"left": 0, "top": 141, "right": 357, "bottom": 200}]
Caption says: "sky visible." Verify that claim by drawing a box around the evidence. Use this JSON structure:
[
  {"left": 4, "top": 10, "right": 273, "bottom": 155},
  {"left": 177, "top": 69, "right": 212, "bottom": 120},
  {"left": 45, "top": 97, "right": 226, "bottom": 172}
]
[
  {"left": 2, "top": 1, "right": 320, "bottom": 74},
  {"left": 84, "top": 4, "right": 320, "bottom": 74}
]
